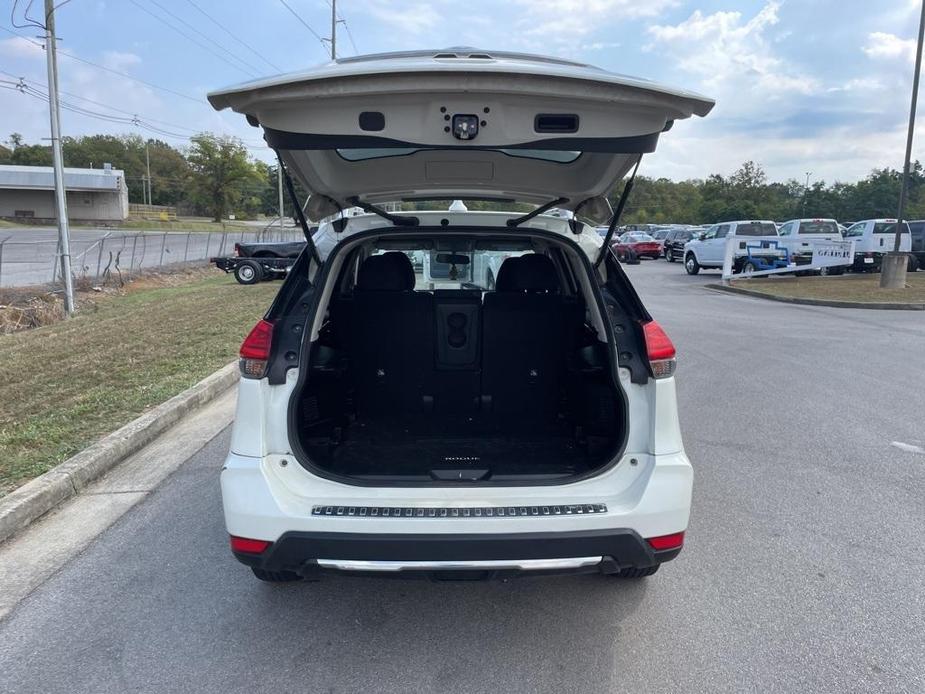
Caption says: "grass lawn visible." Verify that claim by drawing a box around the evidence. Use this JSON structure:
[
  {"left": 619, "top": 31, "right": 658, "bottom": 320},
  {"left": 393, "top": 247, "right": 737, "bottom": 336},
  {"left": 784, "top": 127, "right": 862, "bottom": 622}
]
[
  {"left": 0, "top": 274, "right": 279, "bottom": 496},
  {"left": 731, "top": 272, "right": 925, "bottom": 304}
]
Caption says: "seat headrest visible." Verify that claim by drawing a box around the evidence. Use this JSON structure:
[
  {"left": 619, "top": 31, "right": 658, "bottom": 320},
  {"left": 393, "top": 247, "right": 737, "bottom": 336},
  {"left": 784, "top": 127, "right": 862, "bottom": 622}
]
[
  {"left": 356, "top": 252, "right": 415, "bottom": 291},
  {"left": 494, "top": 256, "right": 522, "bottom": 292},
  {"left": 496, "top": 254, "right": 559, "bottom": 293}
]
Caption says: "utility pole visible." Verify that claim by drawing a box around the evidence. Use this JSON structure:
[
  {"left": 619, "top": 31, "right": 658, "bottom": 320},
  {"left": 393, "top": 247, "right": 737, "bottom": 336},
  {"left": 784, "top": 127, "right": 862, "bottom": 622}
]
[
  {"left": 145, "top": 142, "right": 152, "bottom": 207},
  {"left": 882, "top": 0, "right": 925, "bottom": 289},
  {"left": 802, "top": 171, "right": 811, "bottom": 216},
  {"left": 44, "top": 0, "right": 74, "bottom": 316},
  {"left": 330, "top": 0, "right": 337, "bottom": 60},
  {"left": 277, "top": 157, "right": 284, "bottom": 233}
]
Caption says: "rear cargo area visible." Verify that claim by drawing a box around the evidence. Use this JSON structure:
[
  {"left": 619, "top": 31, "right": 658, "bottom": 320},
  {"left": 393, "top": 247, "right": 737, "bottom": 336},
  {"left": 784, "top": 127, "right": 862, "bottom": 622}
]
[{"left": 292, "top": 248, "right": 626, "bottom": 483}]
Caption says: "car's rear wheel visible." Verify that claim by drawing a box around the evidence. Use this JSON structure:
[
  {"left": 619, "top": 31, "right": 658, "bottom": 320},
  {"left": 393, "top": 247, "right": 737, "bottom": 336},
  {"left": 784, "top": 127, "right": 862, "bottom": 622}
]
[
  {"left": 684, "top": 253, "right": 700, "bottom": 275},
  {"left": 251, "top": 567, "right": 303, "bottom": 582},
  {"left": 234, "top": 259, "right": 263, "bottom": 285},
  {"left": 741, "top": 261, "right": 757, "bottom": 275},
  {"left": 908, "top": 255, "right": 920, "bottom": 272},
  {"left": 665, "top": 248, "right": 674, "bottom": 262},
  {"left": 614, "top": 565, "right": 660, "bottom": 579}
]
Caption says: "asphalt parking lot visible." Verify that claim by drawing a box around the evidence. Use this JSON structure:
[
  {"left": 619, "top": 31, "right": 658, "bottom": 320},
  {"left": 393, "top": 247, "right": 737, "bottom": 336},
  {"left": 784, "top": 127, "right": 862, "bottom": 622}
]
[{"left": 1, "top": 259, "right": 923, "bottom": 693}]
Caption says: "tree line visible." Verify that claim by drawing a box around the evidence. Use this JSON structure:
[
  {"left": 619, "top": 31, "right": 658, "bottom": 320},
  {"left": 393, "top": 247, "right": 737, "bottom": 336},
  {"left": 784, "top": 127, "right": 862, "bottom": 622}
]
[
  {"left": 0, "top": 132, "right": 306, "bottom": 222},
  {"left": 1, "top": 133, "right": 921, "bottom": 224},
  {"left": 610, "top": 160, "right": 925, "bottom": 224}
]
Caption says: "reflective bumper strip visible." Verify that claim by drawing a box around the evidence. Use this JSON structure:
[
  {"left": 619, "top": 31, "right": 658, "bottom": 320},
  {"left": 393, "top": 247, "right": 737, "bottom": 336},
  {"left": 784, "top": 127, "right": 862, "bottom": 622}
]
[
  {"left": 315, "top": 557, "right": 604, "bottom": 572},
  {"left": 310, "top": 503, "right": 608, "bottom": 518}
]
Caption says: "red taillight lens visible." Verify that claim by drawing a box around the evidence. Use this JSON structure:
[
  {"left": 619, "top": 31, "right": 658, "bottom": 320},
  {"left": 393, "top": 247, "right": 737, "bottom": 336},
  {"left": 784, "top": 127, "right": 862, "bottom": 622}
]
[
  {"left": 641, "top": 320, "right": 676, "bottom": 378},
  {"left": 239, "top": 319, "right": 274, "bottom": 378},
  {"left": 647, "top": 531, "right": 685, "bottom": 551},
  {"left": 229, "top": 535, "right": 271, "bottom": 554}
]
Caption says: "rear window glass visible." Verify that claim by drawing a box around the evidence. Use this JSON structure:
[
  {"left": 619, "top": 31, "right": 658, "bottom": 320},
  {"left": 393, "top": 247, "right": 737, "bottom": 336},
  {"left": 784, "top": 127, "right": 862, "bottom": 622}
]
[
  {"left": 624, "top": 233, "right": 654, "bottom": 242},
  {"left": 734, "top": 223, "right": 777, "bottom": 236},
  {"left": 799, "top": 221, "right": 838, "bottom": 235},
  {"left": 873, "top": 222, "right": 909, "bottom": 234},
  {"left": 337, "top": 148, "right": 581, "bottom": 163},
  {"left": 371, "top": 249, "right": 531, "bottom": 291}
]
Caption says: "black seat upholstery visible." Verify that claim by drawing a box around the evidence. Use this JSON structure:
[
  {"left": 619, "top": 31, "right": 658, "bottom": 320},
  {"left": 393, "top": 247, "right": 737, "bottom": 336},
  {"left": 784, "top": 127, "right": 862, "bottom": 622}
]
[
  {"left": 482, "top": 254, "right": 582, "bottom": 421},
  {"left": 346, "top": 252, "right": 434, "bottom": 415}
]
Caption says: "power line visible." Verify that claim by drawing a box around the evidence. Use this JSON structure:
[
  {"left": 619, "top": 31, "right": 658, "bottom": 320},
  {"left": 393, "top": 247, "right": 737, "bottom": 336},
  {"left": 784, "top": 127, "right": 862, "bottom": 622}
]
[
  {"left": 0, "top": 24, "right": 205, "bottom": 104},
  {"left": 277, "top": 0, "right": 328, "bottom": 51},
  {"left": 1, "top": 81, "right": 271, "bottom": 150},
  {"left": 126, "top": 0, "right": 259, "bottom": 78},
  {"left": 184, "top": 0, "right": 282, "bottom": 73},
  {"left": 146, "top": 0, "right": 265, "bottom": 77}
]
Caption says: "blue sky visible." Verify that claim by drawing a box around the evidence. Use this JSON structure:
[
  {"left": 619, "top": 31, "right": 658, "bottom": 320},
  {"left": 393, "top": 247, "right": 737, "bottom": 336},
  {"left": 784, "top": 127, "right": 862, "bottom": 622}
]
[{"left": 1, "top": 0, "right": 922, "bottom": 184}]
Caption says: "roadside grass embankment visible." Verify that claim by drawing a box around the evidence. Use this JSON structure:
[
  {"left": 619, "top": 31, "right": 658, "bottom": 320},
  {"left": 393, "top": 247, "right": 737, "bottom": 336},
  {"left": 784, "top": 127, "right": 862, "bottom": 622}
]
[{"left": 0, "top": 272, "right": 278, "bottom": 496}]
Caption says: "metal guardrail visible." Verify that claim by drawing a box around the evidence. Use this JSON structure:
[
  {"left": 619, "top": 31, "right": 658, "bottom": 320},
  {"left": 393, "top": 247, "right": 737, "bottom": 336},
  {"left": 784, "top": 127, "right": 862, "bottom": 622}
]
[{"left": 0, "top": 227, "right": 305, "bottom": 290}]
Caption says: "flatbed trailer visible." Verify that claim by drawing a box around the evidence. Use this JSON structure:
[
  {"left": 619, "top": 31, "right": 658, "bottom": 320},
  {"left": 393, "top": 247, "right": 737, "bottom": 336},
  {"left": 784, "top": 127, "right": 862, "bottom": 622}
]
[{"left": 211, "top": 255, "right": 296, "bottom": 284}]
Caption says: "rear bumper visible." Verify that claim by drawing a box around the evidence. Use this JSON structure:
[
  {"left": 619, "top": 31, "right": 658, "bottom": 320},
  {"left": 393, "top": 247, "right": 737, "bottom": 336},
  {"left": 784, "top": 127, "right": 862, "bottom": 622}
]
[{"left": 232, "top": 528, "right": 681, "bottom": 577}]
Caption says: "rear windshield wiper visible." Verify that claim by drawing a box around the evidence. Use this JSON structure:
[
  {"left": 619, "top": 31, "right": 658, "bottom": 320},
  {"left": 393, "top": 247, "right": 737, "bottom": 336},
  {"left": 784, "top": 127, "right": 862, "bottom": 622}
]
[
  {"left": 506, "top": 197, "right": 568, "bottom": 228},
  {"left": 347, "top": 198, "right": 420, "bottom": 226}
]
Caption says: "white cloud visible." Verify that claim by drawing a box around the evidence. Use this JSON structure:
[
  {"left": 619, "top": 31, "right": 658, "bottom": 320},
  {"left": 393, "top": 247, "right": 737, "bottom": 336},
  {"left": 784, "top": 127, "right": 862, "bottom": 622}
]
[
  {"left": 863, "top": 32, "right": 916, "bottom": 63},
  {"left": 514, "top": 0, "right": 676, "bottom": 41},
  {"left": 0, "top": 36, "right": 45, "bottom": 62},
  {"left": 646, "top": 2, "right": 818, "bottom": 98},
  {"left": 365, "top": 1, "right": 441, "bottom": 35}
]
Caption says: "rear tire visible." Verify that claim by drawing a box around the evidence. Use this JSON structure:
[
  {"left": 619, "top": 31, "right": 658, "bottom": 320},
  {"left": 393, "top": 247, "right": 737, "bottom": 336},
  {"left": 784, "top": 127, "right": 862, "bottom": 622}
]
[
  {"left": 614, "top": 565, "right": 660, "bottom": 579},
  {"left": 665, "top": 248, "right": 674, "bottom": 262},
  {"left": 684, "top": 253, "right": 700, "bottom": 275},
  {"left": 741, "top": 261, "right": 757, "bottom": 276},
  {"left": 234, "top": 259, "right": 263, "bottom": 285},
  {"left": 251, "top": 567, "right": 303, "bottom": 583},
  {"left": 908, "top": 255, "right": 920, "bottom": 272}
]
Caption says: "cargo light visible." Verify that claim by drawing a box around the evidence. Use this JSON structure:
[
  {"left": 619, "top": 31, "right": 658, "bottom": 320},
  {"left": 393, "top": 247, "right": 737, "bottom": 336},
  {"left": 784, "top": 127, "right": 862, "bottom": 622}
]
[
  {"left": 640, "top": 319, "right": 676, "bottom": 379},
  {"left": 646, "top": 531, "right": 685, "bottom": 551},
  {"left": 239, "top": 319, "right": 274, "bottom": 378},
  {"left": 230, "top": 535, "right": 272, "bottom": 554}
]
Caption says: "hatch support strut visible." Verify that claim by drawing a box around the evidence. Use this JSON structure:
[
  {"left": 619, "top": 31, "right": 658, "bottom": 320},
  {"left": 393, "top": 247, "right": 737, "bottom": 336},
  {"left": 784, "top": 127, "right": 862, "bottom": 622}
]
[
  {"left": 506, "top": 197, "right": 568, "bottom": 227},
  {"left": 595, "top": 156, "right": 643, "bottom": 269},
  {"left": 278, "top": 157, "right": 323, "bottom": 267}
]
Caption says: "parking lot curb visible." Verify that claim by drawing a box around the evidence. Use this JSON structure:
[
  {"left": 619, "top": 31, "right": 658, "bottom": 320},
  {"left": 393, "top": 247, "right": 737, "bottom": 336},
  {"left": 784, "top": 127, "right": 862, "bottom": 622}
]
[
  {"left": 705, "top": 283, "right": 925, "bottom": 310},
  {"left": 0, "top": 362, "right": 239, "bottom": 546}
]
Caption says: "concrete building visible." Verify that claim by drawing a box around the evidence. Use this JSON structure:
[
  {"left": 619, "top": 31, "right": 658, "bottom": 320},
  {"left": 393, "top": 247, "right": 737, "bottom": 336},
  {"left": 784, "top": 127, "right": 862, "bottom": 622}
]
[{"left": 0, "top": 164, "right": 129, "bottom": 222}]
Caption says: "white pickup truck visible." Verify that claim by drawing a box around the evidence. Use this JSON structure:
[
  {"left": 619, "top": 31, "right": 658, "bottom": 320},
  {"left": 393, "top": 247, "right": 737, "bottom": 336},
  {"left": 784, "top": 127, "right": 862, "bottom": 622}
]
[
  {"left": 777, "top": 218, "right": 845, "bottom": 274},
  {"left": 843, "top": 219, "right": 914, "bottom": 271}
]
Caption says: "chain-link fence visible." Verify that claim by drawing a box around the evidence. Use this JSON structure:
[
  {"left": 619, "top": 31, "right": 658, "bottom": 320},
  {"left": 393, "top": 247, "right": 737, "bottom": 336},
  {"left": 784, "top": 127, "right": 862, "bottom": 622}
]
[{"left": 0, "top": 226, "right": 305, "bottom": 289}]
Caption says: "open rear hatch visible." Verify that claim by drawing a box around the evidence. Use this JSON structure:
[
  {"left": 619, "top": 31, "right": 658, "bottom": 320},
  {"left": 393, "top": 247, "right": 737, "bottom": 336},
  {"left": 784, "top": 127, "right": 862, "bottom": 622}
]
[{"left": 208, "top": 48, "right": 713, "bottom": 221}]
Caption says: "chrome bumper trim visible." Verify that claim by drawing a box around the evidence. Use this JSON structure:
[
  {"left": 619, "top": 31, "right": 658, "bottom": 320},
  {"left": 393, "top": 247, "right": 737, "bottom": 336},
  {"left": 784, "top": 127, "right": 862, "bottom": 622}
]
[
  {"left": 315, "top": 557, "right": 604, "bottom": 572},
  {"left": 310, "top": 503, "right": 608, "bottom": 518}
]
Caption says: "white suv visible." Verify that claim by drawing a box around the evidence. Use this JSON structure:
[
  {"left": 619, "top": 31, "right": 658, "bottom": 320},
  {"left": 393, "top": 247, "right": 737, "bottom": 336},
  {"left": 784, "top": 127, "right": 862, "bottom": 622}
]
[{"left": 208, "top": 48, "right": 713, "bottom": 581}]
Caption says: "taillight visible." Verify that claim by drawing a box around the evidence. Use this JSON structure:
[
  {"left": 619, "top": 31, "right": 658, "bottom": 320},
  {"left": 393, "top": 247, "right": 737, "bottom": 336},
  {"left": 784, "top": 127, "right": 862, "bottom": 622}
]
[
  {"left": 229, "top": 535, "right": 271, "bottom": 554},
  {"left": 239, "top": 319, "right": 274, "bottom": 378},
  {"left": 641, "top": 320, "right": 676, "bottom": 379},
  {"left": 647, "top": 531, "right": 685, "bottom": 551}
]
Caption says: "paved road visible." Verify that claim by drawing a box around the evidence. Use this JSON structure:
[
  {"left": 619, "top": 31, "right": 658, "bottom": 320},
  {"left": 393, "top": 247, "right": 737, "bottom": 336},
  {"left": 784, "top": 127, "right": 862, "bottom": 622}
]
[
  {"left": 1, "top": 260, "right": 923, "bottom": 693},
  {"left": 0, "top": 226, "right": 302, "bottom": 288}
]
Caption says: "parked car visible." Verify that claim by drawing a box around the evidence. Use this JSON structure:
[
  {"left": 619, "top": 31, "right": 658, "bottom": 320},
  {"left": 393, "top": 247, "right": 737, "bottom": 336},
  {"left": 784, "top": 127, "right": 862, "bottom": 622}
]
[
  {"left": 212, "top": 240, "right": 309, "bottom": 284},
  {"left": 842, "top": 219, "right": 915, "bottom": 271},
  {"left": 207, "top": 48, "right": 713, "bottom": 583},
  {"left": 649, "top": 228, "right": 672, "bottom": 256},
  {"left": 683, "top": 220, "right": 778, "bottom": 274},
  {"left": 613, "top": 232, "right": 662, "bottom": 260},
  {"left": 777, "top": 218, "right": 845, "bottom": 274},
  {"left": 663, "top": 228, "right": 696, "bottom": 263},
  {"left": 903, "top": 220, "right": 924, "bottom": 271}
]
